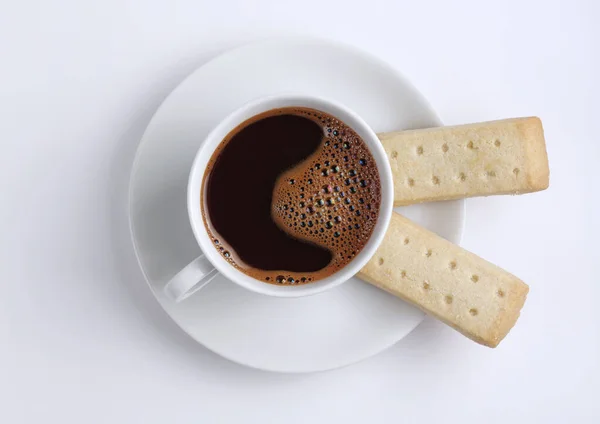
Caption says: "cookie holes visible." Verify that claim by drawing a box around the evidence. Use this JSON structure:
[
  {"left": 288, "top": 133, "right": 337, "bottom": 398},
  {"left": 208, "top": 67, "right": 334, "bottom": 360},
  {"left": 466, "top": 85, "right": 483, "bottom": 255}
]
[
  {"left": 403, "top": 237, "right": 410, "bottom": 245},
  {"left": 459, "top": 172, "right": 466, "bottom": 182},
  {"left": 391, "top": 151, "right": 398, "bottom": 159},
  {"left": 497, "top": 289, "right": 505, "bottom": 298},
  {"left": 432, "top": 176, "right": 440, "bottom": 185},
  {"left": 494, "top": 139, "right": 501, "bottom": 147},
  {"left": 449, "top": 261, "right": 457, "bottom": 270},
  {"left": 445, "top": 295, "right": 453, "bottom": 304},
  {"left": 469, "top": 308, "right": 478, "bottom": 316},
  {"left": 378, "top": 257, "right": 384, "bottom": 266},
  {"left": 471, "top": 275, "right": 479, "bottom": 283},
  {"left": 513, "top": 168, "right": 520, "bottom": 176},
  {"left": 425, "top": 249, "right": 432, "bottom": 258},
  {"left": 442, "top": 143, "right": 449, "bottom": 153},
  {"left": 416, "top": 146, "right": 424, "bottom": 155},
  {"left": 408, "top": 178, "right": 415, "bottom": 187},
  {"left": 423, "top": 281, "right": 431, "bottom": 290}
]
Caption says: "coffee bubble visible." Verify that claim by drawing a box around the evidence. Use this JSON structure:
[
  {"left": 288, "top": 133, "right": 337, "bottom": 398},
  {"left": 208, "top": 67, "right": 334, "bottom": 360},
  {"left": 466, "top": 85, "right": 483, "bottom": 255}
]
[{"left": 266, "top": 108, "right": 382, "bottom": 285}]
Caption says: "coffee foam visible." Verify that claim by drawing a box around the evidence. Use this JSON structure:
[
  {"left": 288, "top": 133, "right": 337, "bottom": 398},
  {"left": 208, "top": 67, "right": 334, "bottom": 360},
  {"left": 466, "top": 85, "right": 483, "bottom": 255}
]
[{"left": 269, "top": 110, "right": 382, "bottom": 284}]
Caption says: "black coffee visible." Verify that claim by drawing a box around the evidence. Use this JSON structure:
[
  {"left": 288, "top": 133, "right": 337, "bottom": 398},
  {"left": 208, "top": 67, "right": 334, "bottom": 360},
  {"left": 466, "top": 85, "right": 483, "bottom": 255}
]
[{"left": 201, "top": 107, "right": 381, "bottom": 285}]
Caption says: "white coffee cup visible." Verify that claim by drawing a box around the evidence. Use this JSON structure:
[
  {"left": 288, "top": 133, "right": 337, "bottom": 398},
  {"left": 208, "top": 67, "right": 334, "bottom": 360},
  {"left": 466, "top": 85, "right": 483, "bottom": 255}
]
[{"left": 164, "top": 94, "right": 394, "bottom": 301}]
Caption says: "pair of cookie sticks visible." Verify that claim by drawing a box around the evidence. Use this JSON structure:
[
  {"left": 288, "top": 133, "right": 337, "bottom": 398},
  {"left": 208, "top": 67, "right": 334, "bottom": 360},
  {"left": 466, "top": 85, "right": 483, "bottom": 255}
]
[{"left": 359, "top": 117, "right": 550, "bottom": 347}]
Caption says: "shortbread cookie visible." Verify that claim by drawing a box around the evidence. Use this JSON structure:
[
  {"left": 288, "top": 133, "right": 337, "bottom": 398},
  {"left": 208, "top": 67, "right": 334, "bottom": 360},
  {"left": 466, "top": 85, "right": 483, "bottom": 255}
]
[
  {"left": 358, "top": 212, "right": 529, "bottom": 347},
  {"left": 379, "top": 117, "right": 549, "bottom": 206}
]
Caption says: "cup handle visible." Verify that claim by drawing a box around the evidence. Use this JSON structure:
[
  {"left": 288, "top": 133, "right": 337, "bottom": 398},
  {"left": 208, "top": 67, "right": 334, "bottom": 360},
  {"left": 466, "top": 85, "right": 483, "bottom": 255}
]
[{"left": 163, "top": 255, "right": 219, "bottom": 302}]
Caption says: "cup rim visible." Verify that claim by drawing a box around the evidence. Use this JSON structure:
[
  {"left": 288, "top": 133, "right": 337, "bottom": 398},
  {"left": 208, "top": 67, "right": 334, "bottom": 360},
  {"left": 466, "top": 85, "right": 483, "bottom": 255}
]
[{"left": 187, "top": 94, "right": 393, "bottom": 297}]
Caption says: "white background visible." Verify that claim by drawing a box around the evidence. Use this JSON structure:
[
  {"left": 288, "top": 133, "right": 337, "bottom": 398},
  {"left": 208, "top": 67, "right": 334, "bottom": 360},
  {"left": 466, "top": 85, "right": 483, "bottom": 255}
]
[{"left": 1, "top": 0, "right": 598, "bottom": 422}]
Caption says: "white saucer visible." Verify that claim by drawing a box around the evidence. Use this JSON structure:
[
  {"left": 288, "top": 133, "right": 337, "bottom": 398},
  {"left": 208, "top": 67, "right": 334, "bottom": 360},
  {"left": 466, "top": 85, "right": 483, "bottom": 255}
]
[{"left": 129, "top": 38, "right": 465, "bottom": 373}]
